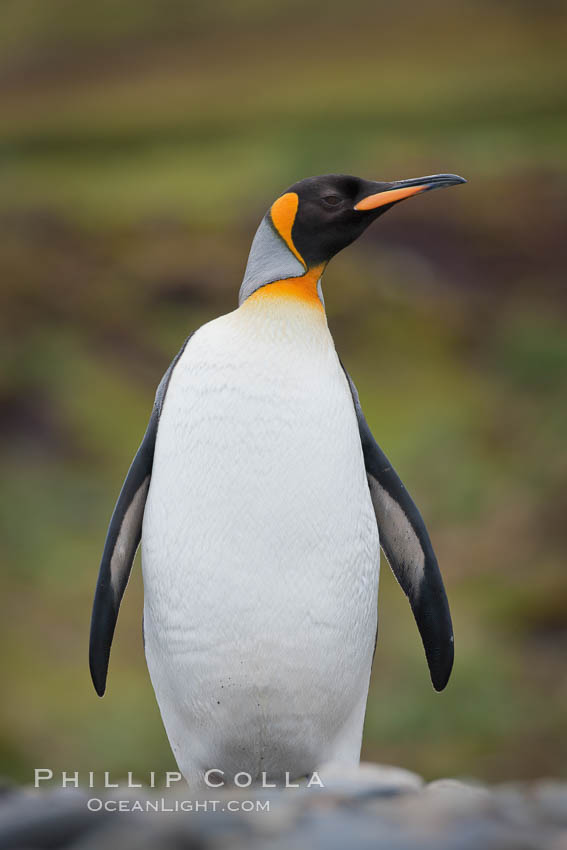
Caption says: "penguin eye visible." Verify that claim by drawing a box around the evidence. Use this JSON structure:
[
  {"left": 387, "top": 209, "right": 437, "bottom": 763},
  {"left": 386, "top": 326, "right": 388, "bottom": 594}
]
[{"left": 321, "top": 195, "right": 342, "bottom": 208}]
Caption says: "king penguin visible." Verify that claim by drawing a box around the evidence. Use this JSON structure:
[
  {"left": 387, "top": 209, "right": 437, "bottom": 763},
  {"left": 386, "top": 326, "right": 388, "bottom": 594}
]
[{"left": 90, "top": 172, "right": 465, "bottom": 788}]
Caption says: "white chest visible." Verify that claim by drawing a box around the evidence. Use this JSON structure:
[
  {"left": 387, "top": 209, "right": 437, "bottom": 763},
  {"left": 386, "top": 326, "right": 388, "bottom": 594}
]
[
  {"left": 144, "top": 301, "right": 377, "bottom": 595},
  {"left": 141, "top": 299, "right": 380, "bottom": 777}
]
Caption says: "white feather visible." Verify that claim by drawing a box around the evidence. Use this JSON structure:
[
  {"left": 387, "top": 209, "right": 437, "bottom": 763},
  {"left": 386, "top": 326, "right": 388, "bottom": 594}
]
[{"left": 141, "top": 295, "right": 380, "bottom": 787}]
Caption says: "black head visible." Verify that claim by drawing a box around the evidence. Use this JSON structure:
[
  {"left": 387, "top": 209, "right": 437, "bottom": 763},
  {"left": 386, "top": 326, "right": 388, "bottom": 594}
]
[{"left": 269, "top": 172, "right": 466, "bottom": 269}]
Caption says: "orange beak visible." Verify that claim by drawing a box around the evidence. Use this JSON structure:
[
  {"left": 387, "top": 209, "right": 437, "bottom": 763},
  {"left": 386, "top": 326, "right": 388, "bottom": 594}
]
[{"left": 354, "top": 173, "right": 466, "bottom": 212}]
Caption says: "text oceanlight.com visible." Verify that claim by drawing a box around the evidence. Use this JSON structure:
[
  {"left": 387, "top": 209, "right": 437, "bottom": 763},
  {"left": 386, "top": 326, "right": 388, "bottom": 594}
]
[{"left": 87, "top": 798, "right": 270, "bottom": 812}]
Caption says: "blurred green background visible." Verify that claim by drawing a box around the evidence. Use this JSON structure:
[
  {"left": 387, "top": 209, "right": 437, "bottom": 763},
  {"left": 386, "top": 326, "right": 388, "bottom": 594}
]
[{"left": 1, "top": 0, "right": 566, "bottom": 786}]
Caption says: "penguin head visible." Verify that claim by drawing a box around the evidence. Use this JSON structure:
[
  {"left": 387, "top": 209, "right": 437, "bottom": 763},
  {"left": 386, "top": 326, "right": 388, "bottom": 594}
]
[
  {"left": 239, "top": 172, "right": 466, "bottom": 304},
  {"left": 281, "top": 173, "right": 467, "bottom": 268}
]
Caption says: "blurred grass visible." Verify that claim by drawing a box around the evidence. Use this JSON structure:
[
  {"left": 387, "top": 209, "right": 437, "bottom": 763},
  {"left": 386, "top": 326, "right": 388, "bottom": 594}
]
[{"left": 1, "top": 0, "right": 566, "bottom": 785}]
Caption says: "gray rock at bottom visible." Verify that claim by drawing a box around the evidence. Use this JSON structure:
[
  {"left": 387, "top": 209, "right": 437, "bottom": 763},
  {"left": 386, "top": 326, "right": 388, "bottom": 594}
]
[{"left": 1, "top": 764, "right": 566, "bottom": 850}]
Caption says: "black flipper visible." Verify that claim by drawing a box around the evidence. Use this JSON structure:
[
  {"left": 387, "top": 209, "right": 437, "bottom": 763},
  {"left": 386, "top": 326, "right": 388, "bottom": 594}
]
[
  {"left": 343, "top": 366, "right": 454, "bottom": 691},
  {"left": 89, "top": 335, "right": 193, "bottom": 696}
]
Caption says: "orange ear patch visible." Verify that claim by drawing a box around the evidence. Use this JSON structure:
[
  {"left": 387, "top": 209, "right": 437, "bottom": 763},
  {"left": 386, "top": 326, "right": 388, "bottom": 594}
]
[
  {"left": 355, "top": 184, "right": 426, "bottom": 210},
  {"left": 270, "top": 192, "right": 306, "bottom": 267}
]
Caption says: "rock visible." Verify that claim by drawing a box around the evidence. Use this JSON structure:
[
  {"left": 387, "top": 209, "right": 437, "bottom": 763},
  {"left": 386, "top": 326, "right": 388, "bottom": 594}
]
[
  {"left": 533, "top": 782, "right": 567, "bottom": 828},
  {"left": 0, "top": 768, "right": 565, "bottom": 849},
  {"left": 314, "top": 762, "right": 424, "bottom": 796}
]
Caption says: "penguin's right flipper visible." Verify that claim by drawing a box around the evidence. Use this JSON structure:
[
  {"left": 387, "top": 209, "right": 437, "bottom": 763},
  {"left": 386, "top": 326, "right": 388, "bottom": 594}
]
[
  {"left": 89, "top": 335, "right": 193, "bottom": 697},
  {"left": 343, "top": 366, "right": 454, "bottom": 692}
]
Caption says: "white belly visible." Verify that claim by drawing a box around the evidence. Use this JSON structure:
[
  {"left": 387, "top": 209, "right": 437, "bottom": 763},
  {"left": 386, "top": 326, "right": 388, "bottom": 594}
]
[{"left": 141, "top": 297, "right": 380, "bottom": 785}]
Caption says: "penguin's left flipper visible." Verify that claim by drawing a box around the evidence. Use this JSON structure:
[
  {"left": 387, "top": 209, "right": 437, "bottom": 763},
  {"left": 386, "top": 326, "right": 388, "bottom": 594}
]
[
  {"left": 343, "top": 367, "right": 454, "bottom": 691},
  {"left": 89, "top": 335, "right": 193, "bottom": 697}
]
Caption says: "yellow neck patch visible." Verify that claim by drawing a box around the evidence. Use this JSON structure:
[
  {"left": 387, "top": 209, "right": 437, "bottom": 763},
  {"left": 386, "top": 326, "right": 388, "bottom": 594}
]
[
  {"left": 269, "top": 192, "right": 305, "bottom": 267},
  {"left": 246, "top": 264, "right": 326, "bottom": 310}
]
